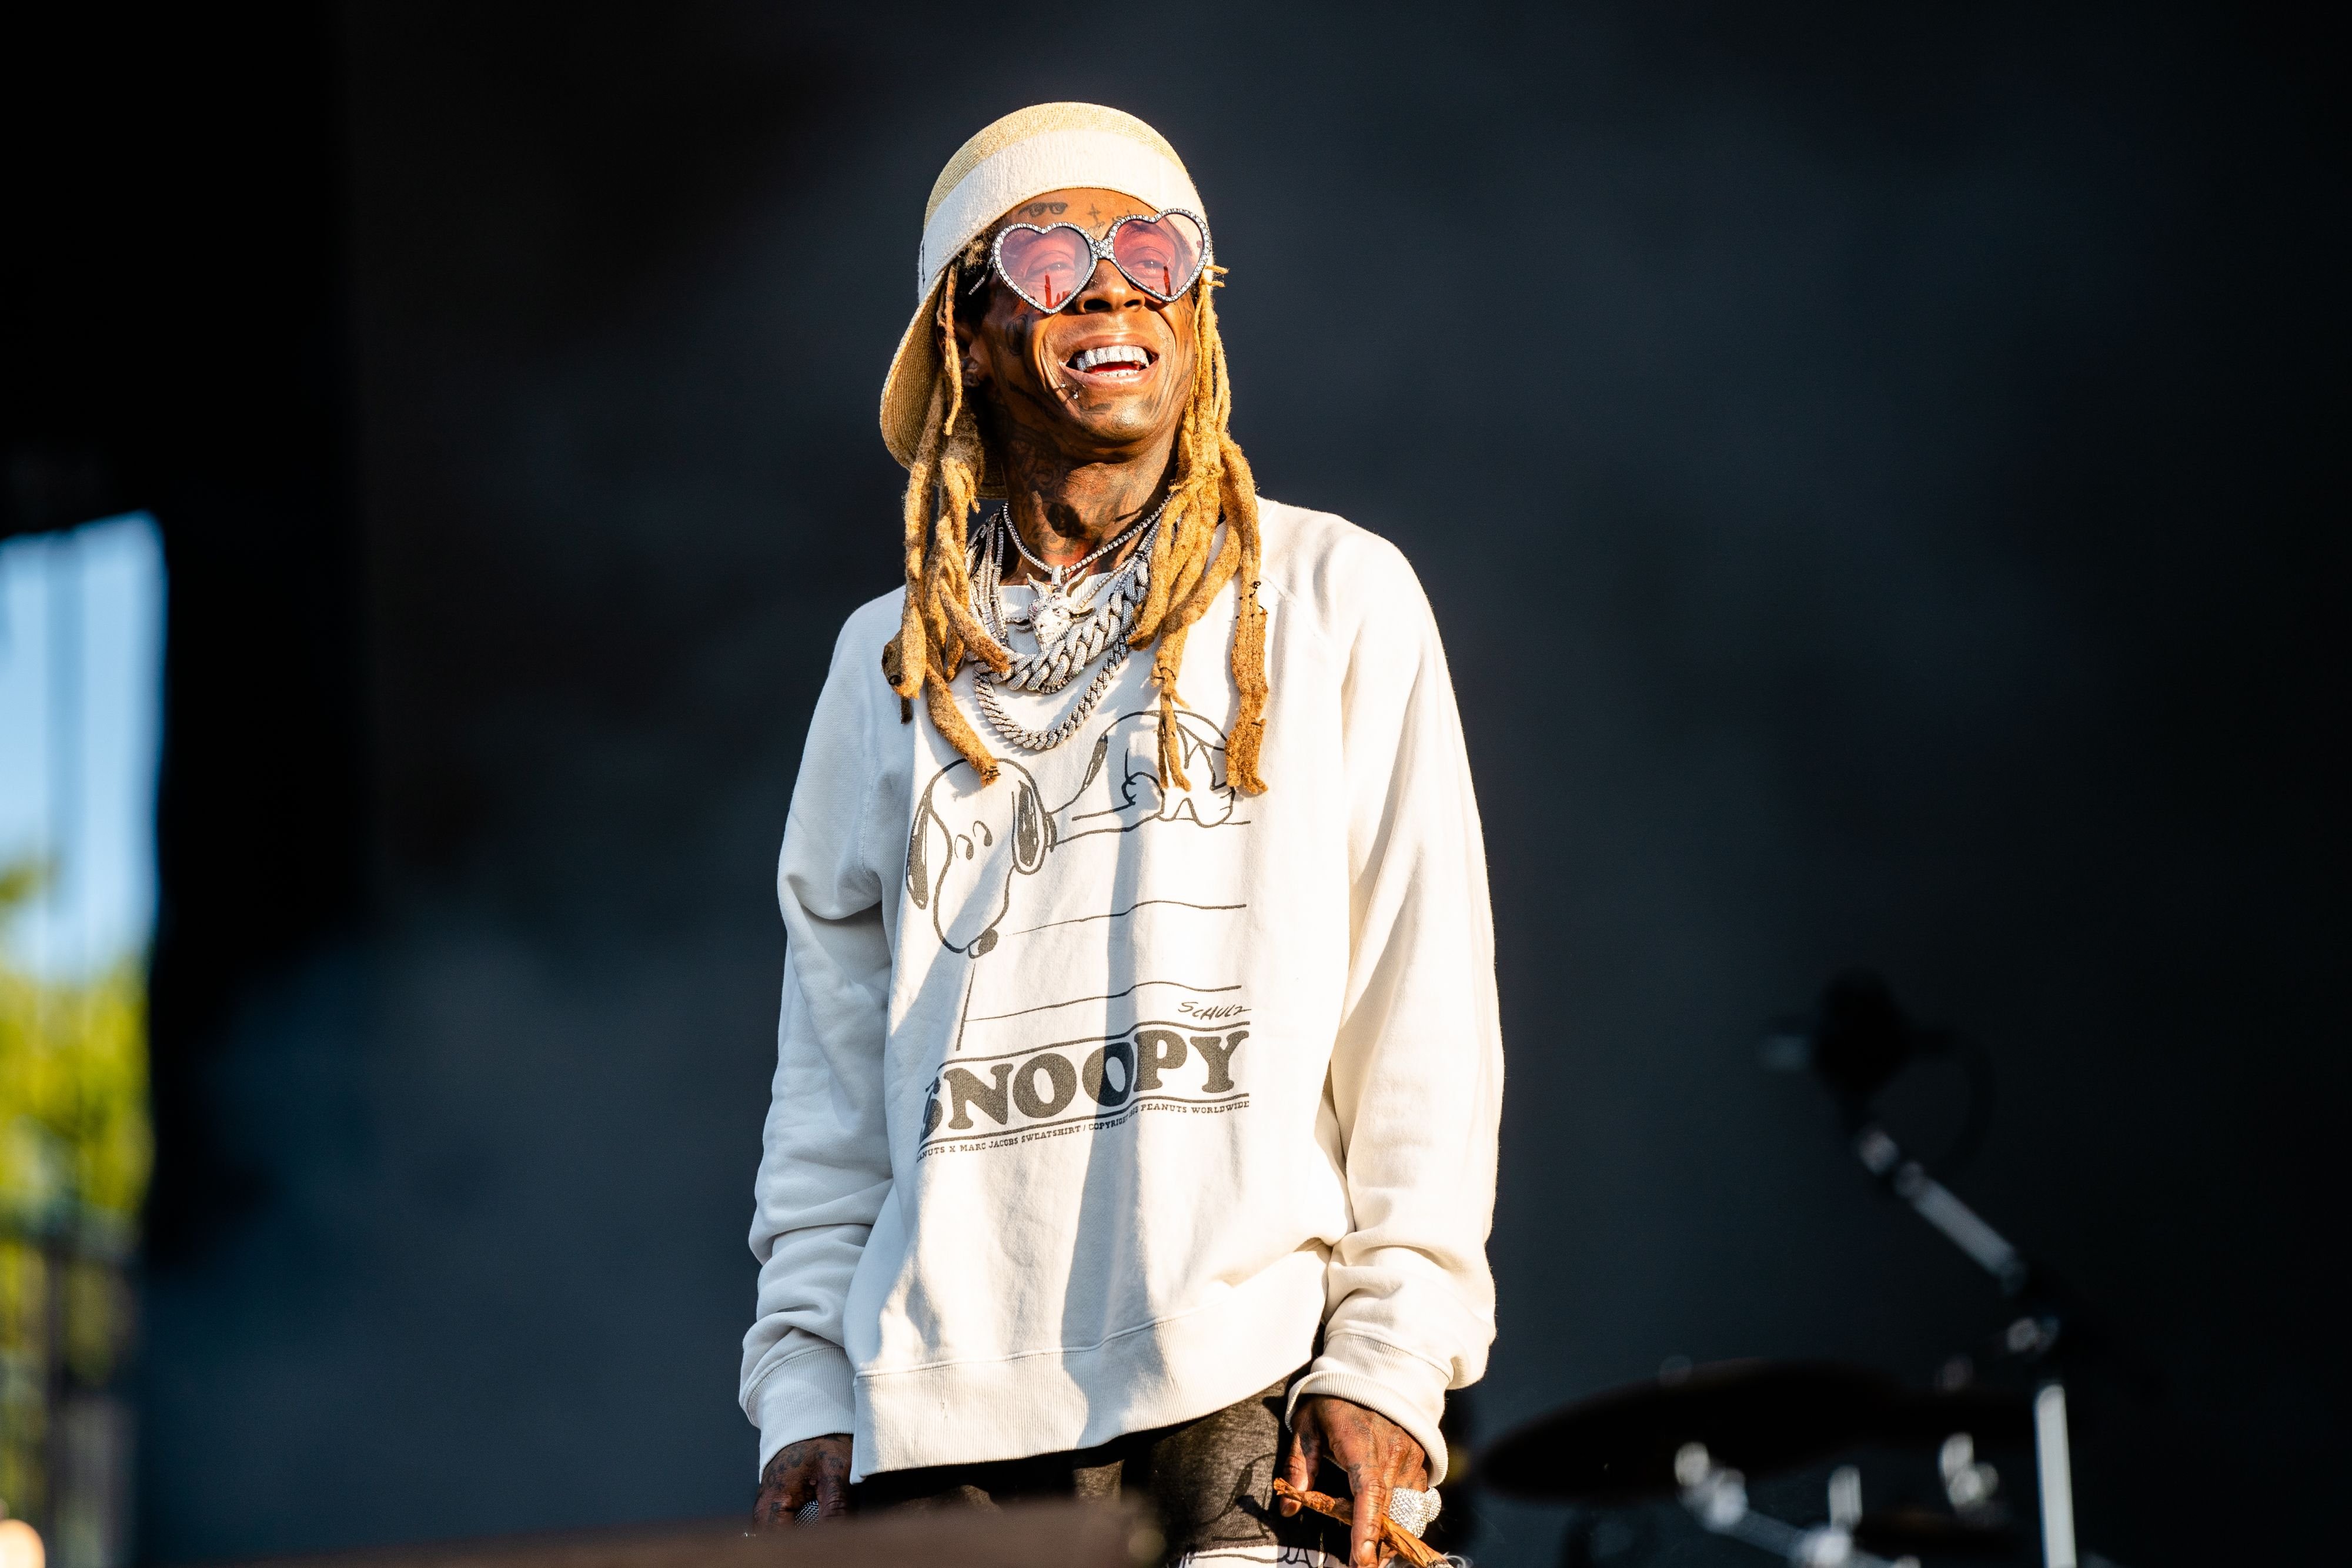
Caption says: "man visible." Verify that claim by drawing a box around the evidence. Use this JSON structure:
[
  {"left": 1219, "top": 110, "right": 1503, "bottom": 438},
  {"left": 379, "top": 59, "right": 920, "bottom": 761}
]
[{"left": 741, "top": 103, "right": 1502, "bottom": 1567}]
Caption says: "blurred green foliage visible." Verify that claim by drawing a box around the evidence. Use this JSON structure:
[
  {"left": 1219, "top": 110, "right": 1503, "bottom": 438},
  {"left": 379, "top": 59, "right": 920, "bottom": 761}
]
[
  {"left": 1, "top": 858, "right": 150, "bottom": 1527},
  {"left": 0, "top": 860, "right": 151, "bottom": 1232}
]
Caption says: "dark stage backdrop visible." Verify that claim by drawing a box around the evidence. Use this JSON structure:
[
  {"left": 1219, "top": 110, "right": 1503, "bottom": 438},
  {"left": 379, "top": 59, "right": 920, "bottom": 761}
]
[{"left": 14, "top": 3, "right": 2338, "bottom": 1564}]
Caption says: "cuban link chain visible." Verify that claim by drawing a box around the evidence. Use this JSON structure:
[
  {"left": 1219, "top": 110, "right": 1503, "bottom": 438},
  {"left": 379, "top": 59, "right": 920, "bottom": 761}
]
[{"left": 965, "top": 503, "right": 1161, "bottom": 752}]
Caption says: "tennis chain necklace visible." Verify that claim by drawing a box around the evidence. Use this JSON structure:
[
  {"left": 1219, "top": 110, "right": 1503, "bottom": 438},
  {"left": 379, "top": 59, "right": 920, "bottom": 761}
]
[
  {"left": 1001, "top": 502, "right": 1157, "bottom": 648},
  {"left": 966, "top": 501, "right": 1164, "bottom": 752}
]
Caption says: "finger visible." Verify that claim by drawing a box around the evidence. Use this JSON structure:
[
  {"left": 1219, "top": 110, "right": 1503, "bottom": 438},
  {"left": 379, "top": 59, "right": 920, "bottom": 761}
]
[
  {"left": 1352, "top": 1471, "right": 1394, "bottom": 1567},
  {"left": 817, "top": 1463, "right": 850, "bottom": 1520},
  {"left": 790, "top": 1471, "right": 824, "bottom": 1526},
  {"left": 1401, "top": 1433, "right": 1432, "bottom": 1492},
  {"left": 756, "top": 1453, "right": 801, "bottom": 1521},
  {"left": 1281, "top": 1419, "right": 1319, "bottom": 1516}
]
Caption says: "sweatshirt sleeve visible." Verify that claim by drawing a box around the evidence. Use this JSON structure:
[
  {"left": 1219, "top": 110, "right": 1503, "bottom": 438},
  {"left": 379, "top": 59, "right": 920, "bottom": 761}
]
[
  {"left": 1286, "top": 540, "right": 1503, "bottom": 1486},
  {"left": 738, "top": 611, "right": 898, "bottom": 1479}
]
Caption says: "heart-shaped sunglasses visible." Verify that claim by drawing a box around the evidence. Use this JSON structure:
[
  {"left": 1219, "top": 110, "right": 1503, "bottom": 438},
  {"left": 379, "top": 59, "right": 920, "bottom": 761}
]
[{"left": 974, "top": 209, "right": 1211, "bottom": 314}]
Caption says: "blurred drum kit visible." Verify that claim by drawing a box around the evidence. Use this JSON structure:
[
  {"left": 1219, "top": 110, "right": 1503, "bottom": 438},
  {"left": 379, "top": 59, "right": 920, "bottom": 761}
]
[{"left": 1476, "top": 975, "right": 2123, "bottom": 1568}]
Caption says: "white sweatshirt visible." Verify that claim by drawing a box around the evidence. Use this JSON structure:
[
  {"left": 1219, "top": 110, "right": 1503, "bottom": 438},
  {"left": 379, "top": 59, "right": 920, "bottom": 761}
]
[{"left": 740, "top": 499, "right": 1502, "bottom": 1485}]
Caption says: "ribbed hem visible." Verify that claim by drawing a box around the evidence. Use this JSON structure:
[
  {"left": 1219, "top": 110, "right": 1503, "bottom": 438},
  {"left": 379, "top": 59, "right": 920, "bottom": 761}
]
[
  {"left": 1286, "top": 1331, "right": 1454, "bottom": 1485},
  {"left": 852, "top": 1252, "right": 1325, "bottom": 1482},
  {"left": 751, "top": 1343, "right": 858, "bottom": 1479}
]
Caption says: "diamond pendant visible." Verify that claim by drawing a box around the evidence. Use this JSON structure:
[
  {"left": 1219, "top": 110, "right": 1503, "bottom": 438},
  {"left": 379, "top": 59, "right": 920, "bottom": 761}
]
[{"left": 1030, "top": 578, "right": 1075, "bottom": 650}]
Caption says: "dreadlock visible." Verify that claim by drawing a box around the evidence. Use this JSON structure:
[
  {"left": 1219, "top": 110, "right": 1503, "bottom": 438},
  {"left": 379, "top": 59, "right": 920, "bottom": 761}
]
[{"left": 880, "top": 239, "right": 1269, "bottom": 795}]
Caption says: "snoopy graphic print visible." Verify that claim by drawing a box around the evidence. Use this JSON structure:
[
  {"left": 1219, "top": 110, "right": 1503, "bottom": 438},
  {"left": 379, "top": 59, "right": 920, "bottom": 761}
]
[{"left": 906, "top": 703, "right": 1254, "bottom": 1159}]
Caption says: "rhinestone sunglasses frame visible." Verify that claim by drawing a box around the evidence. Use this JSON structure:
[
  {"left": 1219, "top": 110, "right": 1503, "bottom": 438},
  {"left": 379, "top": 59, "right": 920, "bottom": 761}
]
[{"left": 973, "top": 207, "right": 1214, "bottom": 313}]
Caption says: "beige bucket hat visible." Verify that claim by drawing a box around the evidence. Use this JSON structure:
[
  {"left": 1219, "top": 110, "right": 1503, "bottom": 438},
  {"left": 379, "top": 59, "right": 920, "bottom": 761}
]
[{"left": 878, "top": 103, "right": 1207, "bottom": 492}]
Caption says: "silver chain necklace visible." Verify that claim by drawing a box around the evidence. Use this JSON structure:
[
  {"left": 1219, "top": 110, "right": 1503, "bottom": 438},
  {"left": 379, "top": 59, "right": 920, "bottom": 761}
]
[
  {"left": 974, "top": 640, "right": 1131, "bottom": 752},
  {"left": 965, "top": 503, "right": 1162, "bottom": 753},
  {"left": 998, "top": 501, "right": 1160, "bottom": 649}
]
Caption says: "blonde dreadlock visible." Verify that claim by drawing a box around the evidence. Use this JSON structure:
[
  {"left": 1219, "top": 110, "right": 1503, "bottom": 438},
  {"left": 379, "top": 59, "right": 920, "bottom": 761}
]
[{"left": 881, "top": 246, "right": 1269, "bottom": 795}]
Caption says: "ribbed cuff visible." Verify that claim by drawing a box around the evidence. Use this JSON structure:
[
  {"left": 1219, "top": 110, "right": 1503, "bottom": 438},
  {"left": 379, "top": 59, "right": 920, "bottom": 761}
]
[
  {"left": 750, "top": 1343, "right": 858, "bottom": 1480},
  {"left": 1286, "top": 1330, "right": 1454, "bottom": 1485}
]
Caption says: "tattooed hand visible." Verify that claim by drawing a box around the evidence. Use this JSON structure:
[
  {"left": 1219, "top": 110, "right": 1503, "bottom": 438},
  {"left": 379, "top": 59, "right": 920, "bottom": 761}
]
[
  {"left": 752, "top": 1433, "right": 853, "bottom": 1529},
  {"left": 1280, "top": 1396, "right": 1431, "bottom": 1566}
]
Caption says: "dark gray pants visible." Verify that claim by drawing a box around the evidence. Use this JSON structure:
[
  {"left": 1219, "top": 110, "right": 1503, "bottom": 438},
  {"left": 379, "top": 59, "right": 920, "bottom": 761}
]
[{"left": 853, "top": 1377, "right": 1348, "bottom": 1563}]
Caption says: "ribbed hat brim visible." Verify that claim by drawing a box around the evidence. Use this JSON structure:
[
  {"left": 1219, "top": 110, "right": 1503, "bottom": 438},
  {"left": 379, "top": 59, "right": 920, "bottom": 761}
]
[{"left": 878, "top": 275, "right": 957, "bottom": 476}]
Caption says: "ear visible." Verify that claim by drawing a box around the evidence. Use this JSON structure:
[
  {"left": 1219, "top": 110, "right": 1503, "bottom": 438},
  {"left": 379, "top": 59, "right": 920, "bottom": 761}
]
[
  {"left": 906, "top": 803, "right": 933, "bottom": 909},
  {"left": 907, "top": 784, "right": 951, "bottom": 908},
  {"left": 953, "top": 302, "right": 991, "bottom": 390}
]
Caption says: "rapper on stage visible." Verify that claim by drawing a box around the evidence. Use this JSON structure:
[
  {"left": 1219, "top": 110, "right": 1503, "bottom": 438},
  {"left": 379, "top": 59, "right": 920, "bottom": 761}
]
[{"left": 741, "top": 103, "right": 1504, "bottom": 1566}]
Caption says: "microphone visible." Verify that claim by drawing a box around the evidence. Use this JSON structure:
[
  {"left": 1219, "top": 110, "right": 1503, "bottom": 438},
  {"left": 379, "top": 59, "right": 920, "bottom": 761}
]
[
  {"left": 1763, "top": 971, "right": 2024, "bottom": 1293},
  {"left": 1762, "top": 969, "right": 1954, "bottom": 1120}
]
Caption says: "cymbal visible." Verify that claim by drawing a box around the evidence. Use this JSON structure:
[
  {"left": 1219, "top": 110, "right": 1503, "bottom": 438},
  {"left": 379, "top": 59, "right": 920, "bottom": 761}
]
[
  {"left": 1478, "top": 1360, "right": 2032, "bottom": 1504},
  {"left": 1479, "top": 1360, "right": 1892, "bottom": 1503}
]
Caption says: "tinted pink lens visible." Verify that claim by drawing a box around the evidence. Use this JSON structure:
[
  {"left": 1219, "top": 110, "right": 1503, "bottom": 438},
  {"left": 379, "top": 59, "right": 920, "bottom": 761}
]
[
  {"left": 1110, "top": 213, "right": 1203, "bottom": 298},
  {"left": 997, "top": 225, "right": 1094, "bottom": 310}
]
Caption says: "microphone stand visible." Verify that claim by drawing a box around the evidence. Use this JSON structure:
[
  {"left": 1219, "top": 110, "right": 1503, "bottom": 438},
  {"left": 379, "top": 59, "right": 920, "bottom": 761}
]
[
  {"left": 1764, "top": 972, "right": 2092, "bottom": 1567},
  {"left": 1846, "top": 1119, "right": 2077, "bottom": 1568}
]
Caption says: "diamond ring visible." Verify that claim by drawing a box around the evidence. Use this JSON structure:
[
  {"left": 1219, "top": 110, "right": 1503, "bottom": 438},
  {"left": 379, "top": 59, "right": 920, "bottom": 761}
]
[{"left": 1385, "top": 1486, "right": 1442, "bottom": 1538}]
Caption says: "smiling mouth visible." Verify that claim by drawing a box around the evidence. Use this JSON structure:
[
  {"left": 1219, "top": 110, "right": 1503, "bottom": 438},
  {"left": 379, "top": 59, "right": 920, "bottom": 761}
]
[{"left": 1065, "top": 344, "right": 1155, "bottom": 378}]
